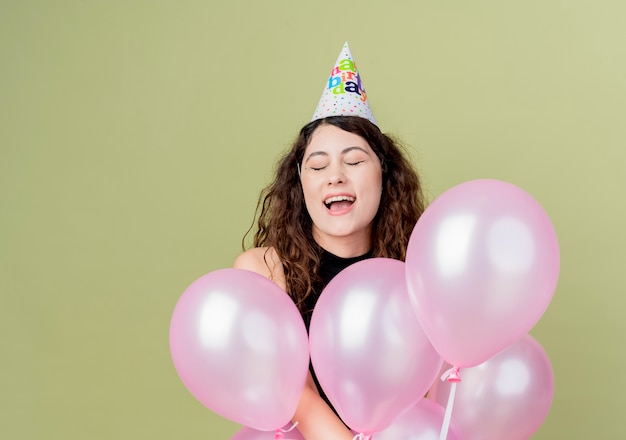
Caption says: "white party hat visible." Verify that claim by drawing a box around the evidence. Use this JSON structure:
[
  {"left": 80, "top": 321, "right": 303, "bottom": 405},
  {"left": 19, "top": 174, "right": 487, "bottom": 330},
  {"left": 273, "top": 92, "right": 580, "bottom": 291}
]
[{"left": 311, "top": 42, "right": 376, "bottom": 125}]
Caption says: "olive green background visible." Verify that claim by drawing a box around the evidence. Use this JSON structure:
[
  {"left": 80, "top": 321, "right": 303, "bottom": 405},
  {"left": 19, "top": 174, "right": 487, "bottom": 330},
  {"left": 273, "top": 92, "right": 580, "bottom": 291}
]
[{"left": 1, "top": 1, "right": 624, "bottom": 438}]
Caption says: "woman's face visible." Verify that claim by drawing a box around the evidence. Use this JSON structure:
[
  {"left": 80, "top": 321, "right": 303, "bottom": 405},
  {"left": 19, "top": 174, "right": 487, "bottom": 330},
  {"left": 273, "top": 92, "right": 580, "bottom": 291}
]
[{"left": 299, "top": 123, "right": 383, "bottom": 252}]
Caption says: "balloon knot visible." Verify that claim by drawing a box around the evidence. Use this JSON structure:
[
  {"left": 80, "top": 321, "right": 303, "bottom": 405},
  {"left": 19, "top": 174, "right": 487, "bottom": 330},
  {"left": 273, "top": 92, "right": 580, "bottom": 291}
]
[
  {"left": 352, "top": 434, "right": 372, "bottom": 440},
  {"left": 275, "top": 422, "right": 299, "bottom": 439},
  {"left": 440, "top": 365, "right": 462, "bottom": 383}
]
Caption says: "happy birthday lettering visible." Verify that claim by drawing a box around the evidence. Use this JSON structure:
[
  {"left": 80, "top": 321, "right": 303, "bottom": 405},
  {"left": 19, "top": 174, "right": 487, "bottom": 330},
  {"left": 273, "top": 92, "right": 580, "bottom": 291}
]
[{"left": 327, "top": 58, "right": 367, "bottom": 102}]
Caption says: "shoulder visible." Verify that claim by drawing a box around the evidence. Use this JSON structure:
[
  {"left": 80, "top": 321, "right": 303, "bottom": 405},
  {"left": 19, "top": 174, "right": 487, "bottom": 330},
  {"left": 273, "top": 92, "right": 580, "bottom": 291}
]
[
  {"left": 233, "top": 247, "right": 286, "bottom": 290},
  {"left": 233, "top": 247, "right": 275, "bottom": 273}
]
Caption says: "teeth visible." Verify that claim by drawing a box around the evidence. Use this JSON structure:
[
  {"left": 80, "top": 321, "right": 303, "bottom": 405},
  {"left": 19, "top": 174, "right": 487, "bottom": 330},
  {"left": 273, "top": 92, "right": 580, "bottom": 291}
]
[{"left": 324, "top": 195, "right": 355, "bottom": 204}]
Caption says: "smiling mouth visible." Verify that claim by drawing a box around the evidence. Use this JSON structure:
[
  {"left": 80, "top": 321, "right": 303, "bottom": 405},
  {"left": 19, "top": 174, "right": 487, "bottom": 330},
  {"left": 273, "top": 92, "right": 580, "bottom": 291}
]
[{"left": 324, "top": 195, "right": 355, "bottom": 212}]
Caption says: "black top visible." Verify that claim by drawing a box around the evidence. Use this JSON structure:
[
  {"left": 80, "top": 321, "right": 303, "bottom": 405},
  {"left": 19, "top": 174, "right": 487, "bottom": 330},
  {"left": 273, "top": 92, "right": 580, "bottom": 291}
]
[{"left": 303, "top": 248, "right": 373, "bottom": 422}]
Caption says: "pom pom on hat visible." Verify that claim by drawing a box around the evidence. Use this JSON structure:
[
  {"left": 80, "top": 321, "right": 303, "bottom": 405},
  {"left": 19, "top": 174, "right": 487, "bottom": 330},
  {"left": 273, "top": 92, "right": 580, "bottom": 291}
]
[{"left": 311, "top": 42, "right": 376, "bottom": 125}]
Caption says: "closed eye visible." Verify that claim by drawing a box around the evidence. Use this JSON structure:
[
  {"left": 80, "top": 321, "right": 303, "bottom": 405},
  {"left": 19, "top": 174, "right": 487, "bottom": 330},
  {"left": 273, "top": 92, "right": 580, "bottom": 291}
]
[
  {"left": 309, "top": 166, "right": 326, "bottom": 171},
  {"left": 347, "top": 160, "right": 365, "bottom": 166}
]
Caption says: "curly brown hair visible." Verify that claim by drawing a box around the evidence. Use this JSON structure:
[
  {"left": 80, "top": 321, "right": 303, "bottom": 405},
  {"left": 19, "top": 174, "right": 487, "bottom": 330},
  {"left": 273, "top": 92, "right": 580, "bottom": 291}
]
[{"left": 245, "top": 115, "right": 425, "bottom": 313}]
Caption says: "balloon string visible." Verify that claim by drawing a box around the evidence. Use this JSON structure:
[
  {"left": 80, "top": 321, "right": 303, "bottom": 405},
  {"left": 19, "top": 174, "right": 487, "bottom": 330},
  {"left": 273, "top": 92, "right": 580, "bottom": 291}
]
[
  {"left": 439, "top": 382, "right": 457, "bottom": 440},
  {"left": 439, "top": 366, "right": 461, "bottom": 440},
  {"left": 281, "top": 422, "right": 299, "bottom": 433}
]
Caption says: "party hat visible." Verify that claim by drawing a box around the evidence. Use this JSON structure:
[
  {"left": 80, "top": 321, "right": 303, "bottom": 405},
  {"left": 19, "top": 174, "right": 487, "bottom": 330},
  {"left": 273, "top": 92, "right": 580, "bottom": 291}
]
[{"left": 311, "top": 42, "right": 376, "bottom": 125}]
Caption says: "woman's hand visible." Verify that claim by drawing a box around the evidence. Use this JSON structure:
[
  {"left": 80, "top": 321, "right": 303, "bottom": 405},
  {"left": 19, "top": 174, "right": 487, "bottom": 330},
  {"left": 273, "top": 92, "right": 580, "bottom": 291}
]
[{"left": 292, "top": 373, "right": 354, "bottom": 440}]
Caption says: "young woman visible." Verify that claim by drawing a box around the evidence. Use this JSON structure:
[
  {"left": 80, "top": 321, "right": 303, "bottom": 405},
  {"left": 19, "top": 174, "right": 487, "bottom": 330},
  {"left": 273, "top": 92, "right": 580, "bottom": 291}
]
[{"left": 234, "top": 114, "right": 426, "bottom": 439}]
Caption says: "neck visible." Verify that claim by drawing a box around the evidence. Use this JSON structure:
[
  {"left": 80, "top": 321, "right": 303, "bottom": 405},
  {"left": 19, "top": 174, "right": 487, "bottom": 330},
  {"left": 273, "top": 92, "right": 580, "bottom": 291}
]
[{"left": 313, "top": 231, "right": 371, "bottom": 258}]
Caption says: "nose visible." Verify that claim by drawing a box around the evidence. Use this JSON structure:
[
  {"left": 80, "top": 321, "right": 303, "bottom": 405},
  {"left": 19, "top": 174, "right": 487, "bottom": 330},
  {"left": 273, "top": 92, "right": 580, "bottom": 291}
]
[{"left": 327, "top": 163, "right": 346, "bottom": 185}]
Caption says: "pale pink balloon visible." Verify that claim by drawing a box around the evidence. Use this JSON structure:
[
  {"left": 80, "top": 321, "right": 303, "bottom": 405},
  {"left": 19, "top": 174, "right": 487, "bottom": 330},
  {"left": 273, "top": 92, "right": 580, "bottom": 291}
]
[
  {"left": 431, "top": 335, "right": 554, "bottom": 440},
  {"left": 169, "top": 269, "right": 309, "bottom": 431},
  {"left": 230, "top": 424, "right": 305, "bottom": 440},
  {"left": 374, "top": 398, "right": 464, "bottom": 440},
  {"left": 309, "top": 258, "right": 443, "bottom": 435},
  {"left": 406, "top": 179, "right": 560, "bottom": 367}
]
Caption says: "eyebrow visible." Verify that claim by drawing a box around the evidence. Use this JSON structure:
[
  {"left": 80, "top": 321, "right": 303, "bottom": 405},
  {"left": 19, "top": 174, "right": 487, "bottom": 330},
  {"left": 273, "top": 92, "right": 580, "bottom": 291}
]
[{"left": 304, "top": 146, "right": 370, "bottom": 163}]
